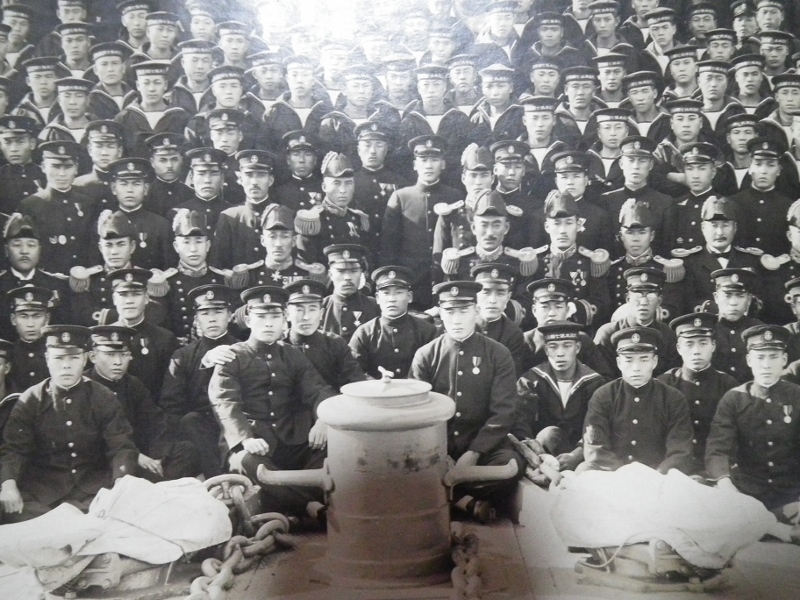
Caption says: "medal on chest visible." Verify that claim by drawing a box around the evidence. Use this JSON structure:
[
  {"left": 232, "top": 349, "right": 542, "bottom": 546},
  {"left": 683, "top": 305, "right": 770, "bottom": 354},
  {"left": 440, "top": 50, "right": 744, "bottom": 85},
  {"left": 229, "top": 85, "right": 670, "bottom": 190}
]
[
  {"left": 347, "top": 221, "right": 360, "bottom": 238},
  {"left": 472, "top": 357, "right": 481, "bottom": 375},
  {"left": 74, "top": 202, "right": 84, "bottom": 218},
  {"left": 784, "top": 405, "right": 793, "bottom": 424},
  {"left": 308, "top": 192, "right": 323, "bottom": 205},
  {"left": 139, "top": 232, "right": 148, "bottom": 248},
  {"left": 140, "top": 337, "right": 149, "bottom": 355},
  {"left": 570, "top": 270, "right": 587, "bottom": 287},
  {"left": 271, "top": 270, "right": 283, "bottom": 282},
  {"left": 353, "top": 311, "right": 362, "bottom": 327}
]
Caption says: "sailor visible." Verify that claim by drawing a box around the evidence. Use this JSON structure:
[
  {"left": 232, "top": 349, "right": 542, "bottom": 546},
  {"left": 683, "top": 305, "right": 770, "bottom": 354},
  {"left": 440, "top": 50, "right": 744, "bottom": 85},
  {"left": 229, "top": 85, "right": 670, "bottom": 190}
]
[
  {"left": 87, "top": 42, "right": 136, "bottom": 120},
  {"left": 73, "top": 120, "right": 125, "bottom": 219},
  {"left": 7, "top": 286, "right": 54, "bottom": 392},
  {"left": 169, "top": 148, "right": 230, "bottom": 236},
  {"left": 320, "top": 244, "right": 379, "bottom": 343},
  {"left": 142, "top": 133, "right": 194, "bottom": 217},
  {"left": 0, "top": 115, "right": 45, "bottom": 218},
  {"left": 272, "top": 130, "right": 324, "bottom": 212}
]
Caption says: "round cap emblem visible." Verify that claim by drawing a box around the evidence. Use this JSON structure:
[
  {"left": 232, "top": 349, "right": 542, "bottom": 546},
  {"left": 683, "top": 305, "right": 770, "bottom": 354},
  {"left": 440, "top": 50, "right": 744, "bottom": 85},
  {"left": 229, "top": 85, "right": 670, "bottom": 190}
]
[
  {"left": 127, "top": 162, "right": 135, "bottom": 170},
  {"left": 691, "top": 147, "right": 699, "bottom": 155},
  {"left": 491, "top": 268, "right": 499, "bottom": 278},
  {"left": 547, "top": 283, "right": 555, "bottom": 292},
  {"left": 566, "top": 155, "right": 573, "bottom": 164},
  {"left": 370, "top": 123, "right": 377, "bottom": 131},
  {"left": 206, "top": 290, "right": 215, "bottom": 299},
  {"left": 298, "top": 135, "right": 306, "bottom": 143},
  {"left": 8, "top": 121, "right": 15, "bottom": 129},
  {"left": 24, "top": 292, "right": 33, "bottom": 301},
  {"left": 203, "top": 153, "right": 211, "bottom": 162},
  {"left": 762, "top": 142, "right": 769, "bottom": 150},
  {"left": 425, "top": 139, "right": 433, "bottom": 148},
  {"left": 111, "top": 331, "right": 119, "bottom": 341},
  {"left": 342, "top": 250, "right": 351, "bottom": 259},
  {"left": 58, "top": 145, "right": 66, "bottom": 155},
  {"left": 450, "top": 286, "right": 459, "bottom": 296},
  {"left": 221, "top": 112, "right": 228, "bottom": 121},
  {"left": 163, "top": 138, "right": 170, "bottom": 145},
  {"left": 633, "top": 141, "right": 641, "bottom": 150},
  {"left": 694, "top": 318, "right": 701, "bottom": 327},
  {"left": 100, "top": 124, "right": 108, "bottom": 133},
  {"left": 631, "top": 333, "right": 641, "bottom": 343},
  {"left": 62, "top": 332, "right": 70, "bottom": 342},
  {"left": 640, "top": 273, "right": 648, "bottom": 282},
  {"left": 263, "top": 294, "right": 271, "bottom": 304},
  {"left": 507, "top": 145, "right": 515, "bottom": 154},
  {"left": 125, "top": 273, "right": 133, "bottom": 282},
  {"left": 388, "top": 270, "right": 396, "bottom": 278},
  {"left": 302, "top": 285, "right": 310, "bottom": 294},
  {"left": 731, "top": 273, "right": 739, "bottom": 283},
  {"left": 764, "top": 330, "right": 773, "bottom": 341}
]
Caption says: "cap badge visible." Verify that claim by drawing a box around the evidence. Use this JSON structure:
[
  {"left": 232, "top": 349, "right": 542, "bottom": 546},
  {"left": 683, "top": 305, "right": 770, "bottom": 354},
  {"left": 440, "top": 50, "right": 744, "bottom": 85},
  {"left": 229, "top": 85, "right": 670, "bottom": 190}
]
[
  {"left": 692, "top": 147, "right": 699, "bottom": 155},
  {"left": 762, "top": 142, "right": 769, "bottom": 150},
  {"left": 250, "top": 155, "right": 258, "bottom": 163},
  {"left": 204, "top": 153, "right": 211, "bottom": 162},
  {"left": 302, "top": 285, "right": 310, "bottom": 294},
  {"left": 24, "top": 292, "right": 33, "bottom": 301},
  {"left": 62, "top": 332, "right": 70, "bottom": 342},
  {"left": 111, "top": 331, "right": 119, "bottom": 341},
  {"left": 57, "top": 145, "right": 65, "bottom": 155},
  {"left": 764, "top": 330, "right": 773, "bottom": 341},
  {"left": 450, "top": 286, "right": 459, "bottom": 296},
  {"left": 298, "top": 135, "right": 306, "bottom": 143},
  {"left": 491, "top": 268, "right": 499, "bottom": 278},
  {"left": 163, "top": 138, "right": 170, "bottom": 145},
  {"left": 633, "top": 141, "right": 641, "bottom": 150},
  {"left": 342, "top": 250, "right": 351, "bottom": 259},
  {"left": 640, "top": 273, "right": 648, "bottom": 282},
  {"left": 631, "top": 333, "right": 640, "bottom": 343},
  {"left": 388, "top": 270, "right": 396, "bottom": 278},
  {"left": 426, "top": 139, "right": 433, "bottom": 148},
  {"left": 547, "top": 283, "right": 555, "bottom": 292},
  {"left": 100, "top": 124, "right": 108, "bottom": 133},
  {"left": 731, "top": 273, "right": 739, "bottom": 283},
  {"left": 566, "top": 155, "right": 573, "bottom": 164},
  {"left": 370, "top": 123, "right": 377, "bottom": 131},
  {"left": 221, "top": 112, "right": 228, "bottom": 121},
  {"left": 127, "top": 162, "right": 135, "bottom": 171},
  {"left": 694, "top": 317, "right": 701, "bottom": 327},
  {"left": 206, "top": 290, "right": 215, "bottom": 300},
  {"left": 507, "top": 145, "right": 515, "bottom": 154},
  {"left": 7, "top": 120, "right": 14, "bottom": 129},
  {"left": 125, "top": 273, "right": 133, "bottom": 282},
  {"left": 263, "top": 294, "right": 271, "bottom": 304}
]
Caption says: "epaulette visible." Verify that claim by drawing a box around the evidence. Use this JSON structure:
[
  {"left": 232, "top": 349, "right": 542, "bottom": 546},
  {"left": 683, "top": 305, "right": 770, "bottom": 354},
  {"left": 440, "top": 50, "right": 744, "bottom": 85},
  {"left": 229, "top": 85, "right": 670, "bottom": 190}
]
[
  {"left": 671, "top": 246, "right": 702, "bottom": 258},
  {"left": 433, "top": 200, "right": 464, "bottom": 217},
  {"left": 441, "top": 246, "right": 475, "bottom": 274},
  {"left": 39, "top": 269, "right": 69, "bottom": 281},
  {"left": 348, "top": 207, "right": 370, "bottom": 232},
  {"left": 735, "top": 245, "right": 764, "bottom": 256},
  {"left": 294, "top": 205, "right": 324, "bottom": 236},
  {"left": 506, "top": 204, "right": 523, "bottom": 217},
  {"left": 761, "top": 253, "right": 790, "bottom": 271},
  {"left": 504, "top": 246, "right": 538, "bottom": 277},
  {"left": 532, "top": 244, "right": 549, "bottom": 255},
  {"left": 609, "top": 256, "right": 625, "bottom": 266},
  {"left": 295, "top": 258, "right": 328, "bottom": 283},
  {"left": 578, "top": 246, "right": 610, "bottom": 277},
  {"left": 69, "top": 265, "right": 103, "bottom": 292},
  {"left": 147, "top": 268, "right": 175, "bottom": 297},
  {"left": 652, "top": 255, "right": 685, "bottom": 283}
]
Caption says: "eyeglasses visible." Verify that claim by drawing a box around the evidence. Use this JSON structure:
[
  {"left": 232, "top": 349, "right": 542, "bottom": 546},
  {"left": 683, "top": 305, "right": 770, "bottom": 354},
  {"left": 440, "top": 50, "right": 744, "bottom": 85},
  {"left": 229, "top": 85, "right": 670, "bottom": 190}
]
[{"left": 628, "top": 291, "right": 659, "bottom": 302}]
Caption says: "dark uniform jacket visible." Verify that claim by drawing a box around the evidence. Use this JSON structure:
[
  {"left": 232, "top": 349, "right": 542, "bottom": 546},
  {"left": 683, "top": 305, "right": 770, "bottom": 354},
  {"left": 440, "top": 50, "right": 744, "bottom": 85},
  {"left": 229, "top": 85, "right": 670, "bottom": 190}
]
[
  {"left": 730, "top": 187, "right": 793, "bottom": 257},
  {"left": 159, "top": 332, "right": 241, "bottom": 419},
  {"left": 296, "top": 204, "right": 370, "bottom": 266},
  {"left": 712, "top": 316, "right": 764, "bottom": 383},
  {"left": 145, "top": 178, "right": 195, "bottom": 217},
  {"left": 594, "top": 317, "right": 681, "bottom": 378},
  {"left": 523, "top": 328, "right": 617, "bottom": 379},
  {"left": 285, "top": 329, "right": 365, "bottom": 392},
  {"left": 706, "top": 380, "right": 800, "bottom": 508},
  {"left": 260, "top": 94, "right": 333, "bottom": 156},
  {"left": 208, "top": 338, "right": 336, "bottom": 452},
  {"left": 582, "top": 378, "right": 694, "bottom": 474},
  {"left": 73, "top": 168, "right": 115, "bottom": 221},
  {"left": 410, "top": 332, "right": 518, "bottom": 459},
  {"left": 760, "top": 253, "right": 800, "bottom": 325},
  {"left": 119, "top": 319, "right": 180, "bottom": 397},
  {"left": 0, "top": 377, "right": 137, "bottom": 507},
  {"left": 468, "top": 100, "right": 526, "bottom": 146},
  {"left": 681, "top": 246, "right": 761, "bottom": 312},
  {"left": 600, "top": 184, "right": 677, "bottom": 257},
  {"left": 18, "top": 187, "right": 94, "bottom": 275},
  {"left": 514, "top": 360, "right": 606, "bottom": 448},
  {"left": 0, "top": 268, "right": 71, "bottom": 337},
  {"left": 164, "top": 267, "right": 226, "bottom": 340},
  {"left": 9, "top": 338, "right": 48, "bottom": 393},
  {"left": 607, "top": 252, "right": 685, "bottom": 320},
  {"left": 321, "top": 292, "right": 380, "bottom": 343},
  {"left": 112, "top": 206, "right": 176, "bottom": 271},
  {"left": 481, "top": 315, "right": 529, "bottom": 377},
  {"left": 381, "top": 181, "right": 462, "bottom": 307},
  {"left": 210, "top": 200, "right": 272, "bottom": 270},
  {"left": 169, "top": 194, "right": 229, "bottom": 236},
  {"left": 349, "top": 312, "right": 439, "bottom": 379},
  {"left": 88, "top": 83, "right": 136, "bottom": 120},
  {"left": 113, "top": 103, "right": 192, "bottom": 158},
  {"left": 673, "top": 188, "right": 718, "bottom": 251},
  {"left": 273, "top": 175, "right": 323, "bottom": 213},
  {"left": 658, "top": 366, "right": 738, "bottom": 473},
  {"left": 352, "top": 167, "right": 406, "bottom": 260},
  {"left": 0, "top": 163, "right": 44, "bottom": 216}
]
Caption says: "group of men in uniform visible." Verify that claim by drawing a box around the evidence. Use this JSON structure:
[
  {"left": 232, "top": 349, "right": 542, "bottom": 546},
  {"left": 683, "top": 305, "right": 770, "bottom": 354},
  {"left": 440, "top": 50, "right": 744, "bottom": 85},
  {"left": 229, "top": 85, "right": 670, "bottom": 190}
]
[{"left": 0, "top": 0, "right": 799, "bottom": 538}]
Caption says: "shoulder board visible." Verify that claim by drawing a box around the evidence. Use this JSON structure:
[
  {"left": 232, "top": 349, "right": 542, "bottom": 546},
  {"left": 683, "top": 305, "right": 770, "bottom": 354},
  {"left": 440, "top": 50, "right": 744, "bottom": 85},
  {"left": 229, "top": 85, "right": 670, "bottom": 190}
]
[
  {"left": 760, "top": 253, "right": 790, "bottom": 270},
  {"left": 295, "top": 258, "right": 326, "bottom": 276},
  {"left": 671, "top": 246, "right": 702, "bottom": 258},
  {"left": 532, "top": 244, "right": 549, "bottom": 255},
  {"left": 506, "top": 204, "right": 523, "bottom": 217},
  {"left": 653, "top": 255, "right": 685, "bottom": 283},
  {"left": 208, "top": 266, "right": 227, "bottom": 277},
  {"left": 433, "top": 200, "right": 465, "bottom": 216},
  {"left": 579, "top": 247, "right": 610, "bottom": 276},
  {"left": 441, "top": 246, "right": 474, "bottom": 274},
  {"left": 735, "top": 245, "right": 764, "bottom": 256},
  {"left": 609, "top": 256, "right": 625, "bottom": 266},
  {"left": 295, "top": 207, "right": 322, "bottom": 236},
  {"left": 348, "top": 207, "right": 370, "bottom": 232},
  {"left": 505, "top": 246, "right": 538, "bottom": 276},
  {"left": 147, "top": 268, "right": 173, "bottom": 297}
]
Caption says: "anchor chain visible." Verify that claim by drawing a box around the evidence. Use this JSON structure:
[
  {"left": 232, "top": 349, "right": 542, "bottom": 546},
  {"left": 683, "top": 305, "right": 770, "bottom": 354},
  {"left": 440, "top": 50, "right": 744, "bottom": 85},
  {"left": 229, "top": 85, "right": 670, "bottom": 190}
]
[{"left": 450, "top": 523, "right": 483, "bottom": 600}]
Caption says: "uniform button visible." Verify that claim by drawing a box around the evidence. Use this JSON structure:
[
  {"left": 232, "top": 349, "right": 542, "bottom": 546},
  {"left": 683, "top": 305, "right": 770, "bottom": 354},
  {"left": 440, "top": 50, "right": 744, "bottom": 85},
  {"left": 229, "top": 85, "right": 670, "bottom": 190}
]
[
  {"left": 68, "top": 442, "right": 74, "bottom": 447},
  {"left": 272, "top": 423, "right": 276, "bottom": 427},
  {"left": 270, "top": 412, "right": 275, "bottom": 416},
  {"left": 66, "top": 399, "right": 71, "bottom": 404},
  {"left": 690, "top": 221, "right": 695, "bottom": 226},
  {"left": 268, "top": 391, "right": 273, "bottom": 396},
  {"left": 455, "top": 412, "right": 461, "bottom": 417},
  {"left": 768, "top": 441, "right": 773, "bottom": 446},
  {"left": 628, "top": 455, "right": 633, "bottom": 460},
  {"left": 458, "top": 371, "right": 463, "bottom": 375},
  {"left": 454, "top": 431, "right": 459, "bottom": 436},
  {"left": 768, "top": 478, "right": 773, "bottom": 483},
  {"left": 634, "top": 397, "right": 640, "bottom": 402},
  {"left": 459, "top": 351, "right": 464, "bottom": 355},
  {"left": 28, "top": 352, "right": 33, "bottom": 357},
  {"left": 695, "top": 400, "right": 700, "bottom": 405},
  {"left": 71, "top": 452, "right": 77, "bottom": 457},
  {"left": 66, "top": 420, "right": 73, "bottom": 426},
  {"left": 71, "top": 469, "right": 77, "bottom": 474},
  {"left": 29, "top": 372, "right": 35, "bottom": 376},
  {"left": 271, "top": 373, "right": 276, "bottom": 376},
  {"left": 767, "top": 419, "right": 772, "bottom": 425},
  {"left": 395, "top": 368, "right": 401, "bottom": 373},
  {"left": 766, "top": 398, "right": 771, "bottom": 403},
  {"left": 694, "top": 420, "right": 699, "bottom": 425},
  {"left": 632, "top": 419, "right": 638, "bottom": 424},
  {"left": 731, "top": 348, "right": 736, "bottom": 353},
  {"left": 394, "top": 348, "right": 400, "bottom": 353},
  {"left": 757, "top": 218, "right": 762, "bottom": 222},
  {"left": 343, "top": 307, "right": 348, "bottom": 311},
  {"left": 692, "top": 439, "right": 697, "bottom": 444},
  {"left": 631, "top": 440, "right": 636, "bottom": 445},
  {"left": 730, "top": 331, "right": 735, "bottom": 335},
  {"left": 768, "top": 461, "right": 774, "bottom": 467},
  {"left": 267, "top": 354, "right": 272, "bottom": 359},
  {"left": 392, "top": 328, "right": 397, "bottom": 333},
  {"left": 457, "top": 391, "right": 462, "bottom": 396},
  {"left": 342, "top": 327, "right": 348, "bottom": 332}
]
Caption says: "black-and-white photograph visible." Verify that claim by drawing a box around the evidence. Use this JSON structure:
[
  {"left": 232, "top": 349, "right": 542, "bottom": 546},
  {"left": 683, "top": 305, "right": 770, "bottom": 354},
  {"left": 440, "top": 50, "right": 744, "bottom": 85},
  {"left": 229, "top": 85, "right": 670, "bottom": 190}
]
[{"left": 0, "top": 0, "right": 798, "bottom": 598}]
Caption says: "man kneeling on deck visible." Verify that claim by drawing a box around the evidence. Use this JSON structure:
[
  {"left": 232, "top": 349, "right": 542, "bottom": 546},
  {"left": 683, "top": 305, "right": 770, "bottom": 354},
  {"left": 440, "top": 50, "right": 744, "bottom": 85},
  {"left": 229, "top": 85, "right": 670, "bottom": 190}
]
[{"left": 208, "top": 285, "right": 335, "bottom": 521}]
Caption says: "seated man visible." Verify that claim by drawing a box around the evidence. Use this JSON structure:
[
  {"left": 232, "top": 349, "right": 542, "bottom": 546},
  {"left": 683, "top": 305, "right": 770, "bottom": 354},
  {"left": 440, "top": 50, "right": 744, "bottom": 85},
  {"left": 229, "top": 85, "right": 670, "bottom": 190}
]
[
  {"left": 86, "top": 325, "right": 199, "bottom": 482},
  {"left": 0, "top": 325, "right": 137, "bottom": 523},
  {"left": 410, "top": 281, "right": 524, "bottom": 522},
  {"left": 160, "top": 284, "right": 240, "bottom": 478},
  {"left": 514, "top": 321, "right": 606, "bottom": 473},
  {"left": 658, "top": 313, "right": 738, "bottom": 474},
  {"left": 320, "top": 245, "right": 379, "bottom": 343},
  {"left": 208, "top": 285, "right": 334, "bottom": 517},
  {"left": 581, "top": 326, "right": 694, "bottom": 474},
  {"left": 707, "top": 325, "right": 800, "bottom": 525},
  {"left": 349, "top": 266, "right": 438, "bottom": 380},
  {"left": 283, "top": 279, "right": 366, "bottom": 392}
]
